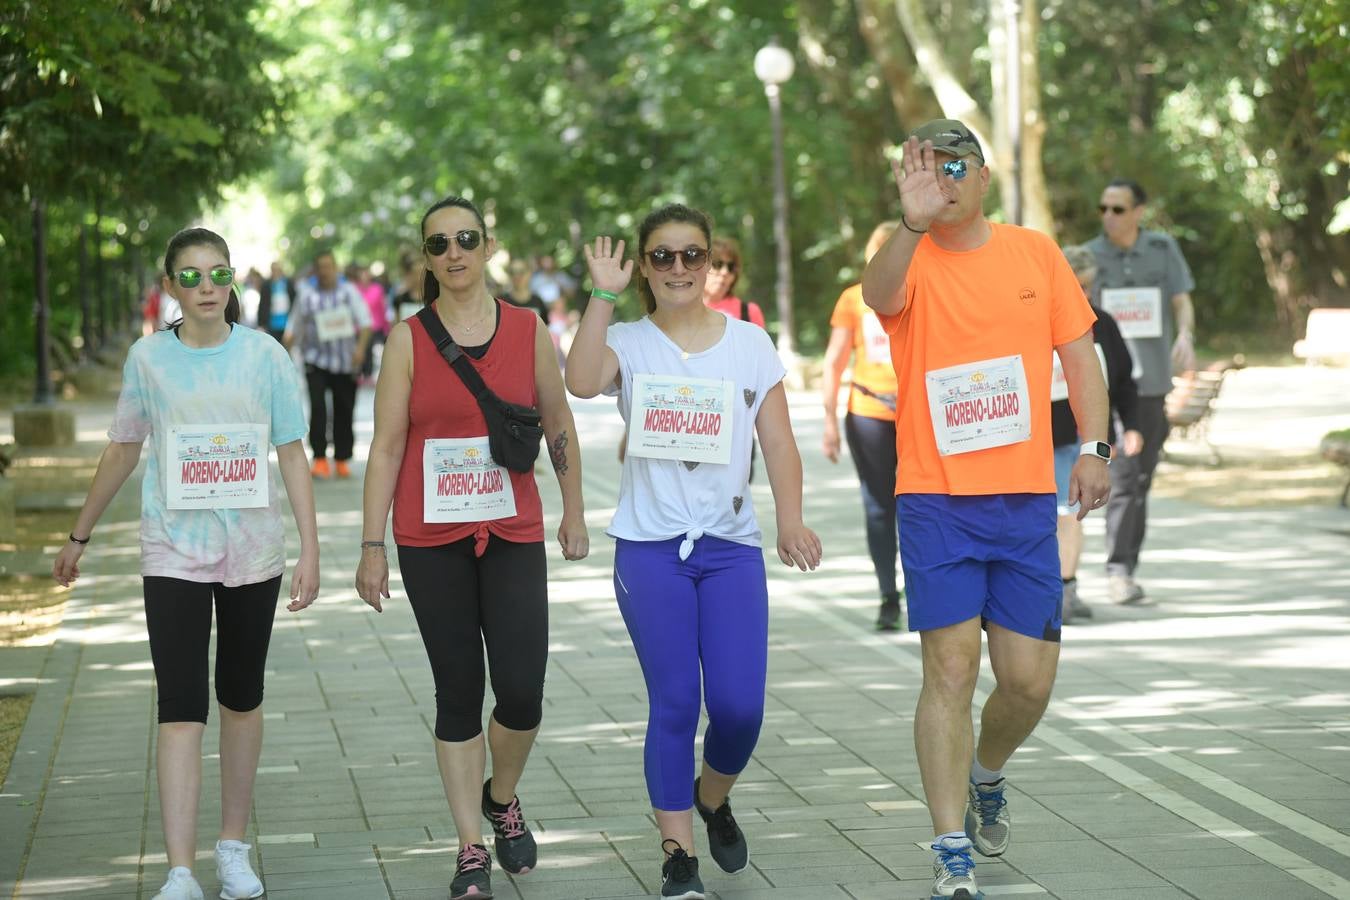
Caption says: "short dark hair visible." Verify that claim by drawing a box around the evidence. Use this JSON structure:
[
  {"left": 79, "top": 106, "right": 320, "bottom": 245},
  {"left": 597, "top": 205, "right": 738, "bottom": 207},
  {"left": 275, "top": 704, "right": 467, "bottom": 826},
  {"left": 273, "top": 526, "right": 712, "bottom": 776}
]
[
  {"left": 1106, "top": 179, "right": 1147, "bottom": 206},
  {"left": 636, "top": 203, "right": 713, "bottom": 315},
  {"left": 313, "top": 248, "right": 336, "bottom": 264},
  {"left": 420, "top": 196, "right": 489, "bottom": 302},
  {"left": 163, "top": 227, "right": 240, "bottom": 326}
]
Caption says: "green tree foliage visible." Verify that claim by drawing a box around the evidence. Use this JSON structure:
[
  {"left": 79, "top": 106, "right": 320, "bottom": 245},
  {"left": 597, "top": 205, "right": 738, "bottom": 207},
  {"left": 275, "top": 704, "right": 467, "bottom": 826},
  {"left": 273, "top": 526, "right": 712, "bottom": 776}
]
[
  {"left": 259, "top": 0, "right": 900, "bottom": 345},
  {"left": 0, "top": 1, "right": 290, "bottom": 379}
]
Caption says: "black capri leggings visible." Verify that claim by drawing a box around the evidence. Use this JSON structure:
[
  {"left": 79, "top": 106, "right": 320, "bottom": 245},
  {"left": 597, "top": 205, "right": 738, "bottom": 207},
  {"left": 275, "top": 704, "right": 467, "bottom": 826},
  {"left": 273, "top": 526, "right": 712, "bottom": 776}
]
[
  {"left": 397, "top": 535, "right": 549, "bottom": 743},
  {"left": 144, "top": 575, "right": 281, "bottom": 724}
]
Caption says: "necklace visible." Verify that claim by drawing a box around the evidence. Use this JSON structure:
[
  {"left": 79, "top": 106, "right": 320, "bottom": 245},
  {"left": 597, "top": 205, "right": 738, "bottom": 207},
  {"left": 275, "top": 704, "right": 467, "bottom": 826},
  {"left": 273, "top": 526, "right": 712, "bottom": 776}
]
[
  {"left": 657, "top": 311, "right": 717, "bottom": 360},
  {"left": 444, "top": 300, "right": 493, "bottom": 335}
]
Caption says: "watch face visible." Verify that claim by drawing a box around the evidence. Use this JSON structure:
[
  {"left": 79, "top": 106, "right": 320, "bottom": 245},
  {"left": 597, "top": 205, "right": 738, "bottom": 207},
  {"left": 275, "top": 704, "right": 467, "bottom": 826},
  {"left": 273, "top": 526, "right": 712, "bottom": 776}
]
[{"left": 1093, "top": 441, "right": 1111, "bottom": 459}]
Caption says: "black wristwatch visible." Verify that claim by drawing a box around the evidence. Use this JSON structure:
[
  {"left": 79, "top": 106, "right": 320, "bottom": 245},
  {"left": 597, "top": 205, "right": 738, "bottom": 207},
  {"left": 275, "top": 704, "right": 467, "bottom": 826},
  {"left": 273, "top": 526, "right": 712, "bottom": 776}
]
[{"left": 1079, "top": 441, "right": 1112, "bottom": 463}]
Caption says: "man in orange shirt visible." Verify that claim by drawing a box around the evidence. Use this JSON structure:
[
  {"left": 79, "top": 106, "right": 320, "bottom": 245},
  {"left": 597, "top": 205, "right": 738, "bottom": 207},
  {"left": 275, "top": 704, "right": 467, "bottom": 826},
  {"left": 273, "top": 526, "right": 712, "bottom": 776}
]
[{"left": 862, "top": 119, "right": 1110, "bottom": 900}]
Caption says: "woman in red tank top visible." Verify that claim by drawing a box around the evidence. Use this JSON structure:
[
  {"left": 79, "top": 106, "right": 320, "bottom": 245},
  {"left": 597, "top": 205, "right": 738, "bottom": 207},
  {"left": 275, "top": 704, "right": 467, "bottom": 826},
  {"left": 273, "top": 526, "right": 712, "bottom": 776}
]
[{"left": 355, "top": 196, "right": 589, "bottom": 900}]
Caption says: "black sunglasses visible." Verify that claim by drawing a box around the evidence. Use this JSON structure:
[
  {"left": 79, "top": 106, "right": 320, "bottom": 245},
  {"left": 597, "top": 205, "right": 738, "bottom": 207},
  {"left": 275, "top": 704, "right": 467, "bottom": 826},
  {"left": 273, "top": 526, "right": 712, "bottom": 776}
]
[
  {"left": 710, "top": 258, "right": 738, "bottom": 273},
  {"left": 423, "top": 230, "right": 483, "bottom": 255},
  {"left": 1098, "top": 204, "right": 1130, "bottom": 215},
  {"left": 647, "top": 247, "right": 709, "bottom": 271}
]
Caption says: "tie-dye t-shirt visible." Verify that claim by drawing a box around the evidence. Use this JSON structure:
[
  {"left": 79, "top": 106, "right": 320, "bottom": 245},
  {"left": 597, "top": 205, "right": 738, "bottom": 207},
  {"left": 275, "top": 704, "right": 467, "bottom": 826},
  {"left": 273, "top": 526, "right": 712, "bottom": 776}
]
[{"left": 108, "top": 326, "right": 307, "bottom": 586}]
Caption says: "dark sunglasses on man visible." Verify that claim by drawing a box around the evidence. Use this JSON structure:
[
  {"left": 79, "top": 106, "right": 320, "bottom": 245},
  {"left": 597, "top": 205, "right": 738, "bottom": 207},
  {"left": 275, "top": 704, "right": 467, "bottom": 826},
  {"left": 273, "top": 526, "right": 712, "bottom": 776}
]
[
  {"left": 647, "top": 247, "right": 709, "bottom": 271},
  {"left": 1098, "top": 204, "right": 1130, "bottom": 215},
  {"left": 423, "top": 230, "right": 483, "bottom": 256}
]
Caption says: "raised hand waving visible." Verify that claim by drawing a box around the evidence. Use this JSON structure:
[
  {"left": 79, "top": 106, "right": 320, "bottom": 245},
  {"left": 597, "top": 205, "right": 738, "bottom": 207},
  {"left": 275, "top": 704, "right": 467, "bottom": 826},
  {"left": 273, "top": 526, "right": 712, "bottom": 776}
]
[
  {"left": 583, "top": 236, "right": 634, "bottom": 296},
  {"left": 890, "top": 138, "right": 960, "bottom": 230}
]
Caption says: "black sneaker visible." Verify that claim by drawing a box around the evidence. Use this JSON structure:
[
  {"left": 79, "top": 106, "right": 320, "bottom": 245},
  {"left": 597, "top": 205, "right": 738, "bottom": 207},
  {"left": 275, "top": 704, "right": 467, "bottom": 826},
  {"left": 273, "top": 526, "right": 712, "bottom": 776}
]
[
  {"left": 693, "top": 777, "right": 749, "bottom": 874},
  {"left": 660, "top": 840, "right": 705, "bottom": 899},
  {"left": 482, "top": 779, "right": 537, "bottom": 875},
  {"left": 449, "top": 843, "right": 493, "bottom": 899},
  {"left": 876, "top": 592, "right": 904, "bottom": 631}
]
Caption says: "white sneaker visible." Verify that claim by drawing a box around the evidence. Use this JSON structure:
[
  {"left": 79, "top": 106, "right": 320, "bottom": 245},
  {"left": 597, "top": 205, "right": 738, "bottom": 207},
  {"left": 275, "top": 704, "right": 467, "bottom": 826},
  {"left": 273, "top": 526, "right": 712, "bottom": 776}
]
[
  {"left": 215, "top": 840, "right": 265, "bottom": 899},
  {"left": 152, "top": 867, "right": 204, "bottom": 900}
]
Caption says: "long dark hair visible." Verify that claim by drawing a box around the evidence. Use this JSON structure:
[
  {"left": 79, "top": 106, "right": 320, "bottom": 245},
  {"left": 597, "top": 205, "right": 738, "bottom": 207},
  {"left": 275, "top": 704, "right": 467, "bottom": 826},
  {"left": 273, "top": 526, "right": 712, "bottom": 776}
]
[
  {"left": 163, "top": 227, "right": 241, "bottom": 327},
  {"left": 420, "top": 196, "right": 489, "bottom": 302},
  {"left": 636, "top": 203, "right": 713, "bottom": 315}
]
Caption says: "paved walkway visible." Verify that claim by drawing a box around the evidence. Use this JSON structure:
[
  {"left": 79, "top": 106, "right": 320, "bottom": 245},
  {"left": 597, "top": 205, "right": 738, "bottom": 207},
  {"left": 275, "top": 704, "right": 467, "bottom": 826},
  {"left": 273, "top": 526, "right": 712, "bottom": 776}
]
[{"left": 2, "top": 367, "right": 1349, "bottom": 899}]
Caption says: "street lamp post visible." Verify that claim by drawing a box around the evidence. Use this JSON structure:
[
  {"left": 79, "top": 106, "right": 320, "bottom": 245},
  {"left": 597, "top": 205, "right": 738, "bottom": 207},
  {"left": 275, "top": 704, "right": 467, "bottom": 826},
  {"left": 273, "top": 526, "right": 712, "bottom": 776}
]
[{"left": 754, "top": 39, "right": 798, "bottom": 378}]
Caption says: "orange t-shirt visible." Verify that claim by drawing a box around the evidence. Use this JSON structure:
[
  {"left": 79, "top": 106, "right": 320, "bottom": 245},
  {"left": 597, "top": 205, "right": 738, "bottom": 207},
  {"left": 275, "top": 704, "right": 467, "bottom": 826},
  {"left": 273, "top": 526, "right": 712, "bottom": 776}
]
[
  {"left": 829, "top": 284, "right": 898, "bottom": 422},
  {"left": 880, "top": 223, "right": 1095, "bottom": 496}
]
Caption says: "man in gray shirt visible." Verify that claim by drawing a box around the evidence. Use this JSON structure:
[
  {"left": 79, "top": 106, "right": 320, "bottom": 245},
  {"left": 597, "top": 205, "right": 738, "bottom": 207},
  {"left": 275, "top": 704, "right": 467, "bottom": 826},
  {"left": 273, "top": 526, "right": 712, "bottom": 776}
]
[{"left": 1088, "top": 180, "right": 1196, "bottom": 604}]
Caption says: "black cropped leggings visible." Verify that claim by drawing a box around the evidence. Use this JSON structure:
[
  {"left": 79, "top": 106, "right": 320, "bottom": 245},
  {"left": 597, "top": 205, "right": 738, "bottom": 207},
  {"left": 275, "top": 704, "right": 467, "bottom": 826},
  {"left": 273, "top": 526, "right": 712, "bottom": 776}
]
[
  {"left": 397, "top": 535, "right": 549, "bottom": 742},
  {"left": 144, "top": 575, "right": 281, "bottom": 724}
]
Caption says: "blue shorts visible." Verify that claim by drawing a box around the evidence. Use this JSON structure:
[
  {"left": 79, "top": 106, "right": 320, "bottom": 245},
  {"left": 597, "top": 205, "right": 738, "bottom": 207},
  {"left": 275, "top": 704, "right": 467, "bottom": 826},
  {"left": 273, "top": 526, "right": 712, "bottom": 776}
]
[
  {"left": 1053, "top": 443, "right": 1080, "bottom": 516},
  {"left": 897, "top": 493, "right": 1061, "bottom": 642}
]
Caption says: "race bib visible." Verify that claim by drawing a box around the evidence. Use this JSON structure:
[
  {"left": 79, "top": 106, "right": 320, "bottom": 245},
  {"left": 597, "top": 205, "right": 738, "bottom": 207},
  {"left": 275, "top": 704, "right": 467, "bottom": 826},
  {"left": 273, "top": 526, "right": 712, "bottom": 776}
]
[
  {"left": 861, "top": 311, "right": 892, "bottom": 365},
  {"left": 1101, "top": 287, "right": 1163, "bottom": 339},
  {"left": 925, "top": 355, "right": 1031, "bottom": 456},
  {"left": 626, "top": 374, "right": 735, "bottom": 465},
  {"left": 1050, "top": 344, "right": 1109, "bottom": 402},
  {"left": 314, "top": 306, "right": 356, "bottom": 342},
  {"left": 423, "top": 438, "right": 516, "bottom": 523},
  {"left": 167, "top": 424, "right": 269, "bottom": 510}
]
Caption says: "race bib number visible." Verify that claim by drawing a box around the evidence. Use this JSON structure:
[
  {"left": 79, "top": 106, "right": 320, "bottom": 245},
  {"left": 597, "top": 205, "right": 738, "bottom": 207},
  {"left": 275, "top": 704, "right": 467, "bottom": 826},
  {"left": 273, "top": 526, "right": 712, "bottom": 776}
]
[
  {"left": 925, "top": 355, "right": 1032, "bottom": 456},
  {"left": 314, "top": 306, "right": 356, "bottom": 342},
  {"left": 1101, "top": 287, "right": 1163, "bottom": 339},
  {"left": 861, "top": 311, "right": 891, "bottom": 365},
  {"left": 423, "top": 438, "right": 517, "bottom": 523},
  {"left": 1050, "top": 344, "right": 1109, "bottom": 402},
  {"left": 167, "top": 424, "right": 269, "bottom": 510},
  {"left": 627, "top": 374, "right": 735, "bottom": 465}
]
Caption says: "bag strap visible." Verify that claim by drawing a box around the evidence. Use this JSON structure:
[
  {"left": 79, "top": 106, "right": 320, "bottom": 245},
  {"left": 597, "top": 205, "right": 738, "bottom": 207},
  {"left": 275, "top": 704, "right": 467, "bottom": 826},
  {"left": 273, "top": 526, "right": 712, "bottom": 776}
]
[
  {"left": 415, "top": 305, "right": 496, "bottom": 402},
  {"left": 740, "top": 299, "right": 751, "bottom": 322}
]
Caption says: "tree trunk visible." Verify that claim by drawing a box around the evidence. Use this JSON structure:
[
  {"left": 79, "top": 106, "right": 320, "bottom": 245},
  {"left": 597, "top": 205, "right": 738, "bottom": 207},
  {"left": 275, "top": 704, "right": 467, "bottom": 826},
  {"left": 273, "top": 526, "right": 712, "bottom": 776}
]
[
  {"left": 893, "top": 0, "right": 993, "bottom": 141},
  {"left": 32, "top": 196, "right": 54, "bottom": 405},
  {"left": 853, "top": 0, "right": 942, "bottom": 128},
  {"left": 1017, "top": 0, "right": 1056, "bottom": 238}
]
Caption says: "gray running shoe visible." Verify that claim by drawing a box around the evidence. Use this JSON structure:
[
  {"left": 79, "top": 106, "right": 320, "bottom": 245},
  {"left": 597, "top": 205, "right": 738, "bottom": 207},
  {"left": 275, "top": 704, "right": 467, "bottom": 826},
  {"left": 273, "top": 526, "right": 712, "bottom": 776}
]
[
  {"left": 449, "top": 843, "right": 493, "bottom": 899},
  {"left": 660, "top": 840, "right": 705, "bottom": 899},
  {"left": 1062, "top": 579, "right": 1093, "bottom": 621},
  {"left": 693, "top": 777, "right": 748, "bottom": 874},
  {"left": 482, "top": 779, "right": 537, "bottom": 875},
  {"left": 930, "top": 835, "right": 983, "bottom": 899},
  {"left": 964, "top": 779, "right": 1010, "bottom": 857},
  {"left": 1108, "top": 574, "right": 1146, "bottom": 605},
  {"left": 876, "top": 593, "right": 904, "bottom": 631}
]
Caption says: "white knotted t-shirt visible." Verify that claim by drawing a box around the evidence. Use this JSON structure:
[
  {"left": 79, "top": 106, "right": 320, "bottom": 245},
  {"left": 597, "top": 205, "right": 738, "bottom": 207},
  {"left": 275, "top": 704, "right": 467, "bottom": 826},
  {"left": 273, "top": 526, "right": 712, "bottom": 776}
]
[{"left": 605, "top": 313, "right": 786, "bottom": 553}]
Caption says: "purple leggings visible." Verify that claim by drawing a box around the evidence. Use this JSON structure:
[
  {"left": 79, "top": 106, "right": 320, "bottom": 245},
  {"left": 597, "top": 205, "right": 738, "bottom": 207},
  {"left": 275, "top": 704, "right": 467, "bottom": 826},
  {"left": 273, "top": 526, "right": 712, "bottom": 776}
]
[{"left": 614, "top": 536, "right": 768, "bottom": 811}]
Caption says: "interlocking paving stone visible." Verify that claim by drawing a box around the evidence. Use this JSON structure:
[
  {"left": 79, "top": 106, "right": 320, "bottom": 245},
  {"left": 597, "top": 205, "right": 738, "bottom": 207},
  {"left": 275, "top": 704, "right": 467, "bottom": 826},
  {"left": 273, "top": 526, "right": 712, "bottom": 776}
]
[{"left": 4, "top": 376, "right": 1350, "bottom": 898}]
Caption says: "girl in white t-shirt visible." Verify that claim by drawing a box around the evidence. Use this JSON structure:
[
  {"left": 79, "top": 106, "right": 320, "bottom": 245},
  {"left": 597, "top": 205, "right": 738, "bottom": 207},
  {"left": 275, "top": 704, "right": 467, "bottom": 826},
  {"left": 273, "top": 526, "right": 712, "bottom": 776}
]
[
  {"left": 52, "top": 228, "right": 319, "bottom": 900},
  {"left": 565, "top": 204, "right": 821, "bottom": 899}
]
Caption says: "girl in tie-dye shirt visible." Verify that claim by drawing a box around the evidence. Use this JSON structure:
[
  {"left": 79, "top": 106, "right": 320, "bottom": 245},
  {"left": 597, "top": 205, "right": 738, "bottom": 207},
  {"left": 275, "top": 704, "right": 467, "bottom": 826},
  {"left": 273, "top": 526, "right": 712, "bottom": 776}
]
[{"left": 53, "top": 228, "right": 319, "bottom": 900}]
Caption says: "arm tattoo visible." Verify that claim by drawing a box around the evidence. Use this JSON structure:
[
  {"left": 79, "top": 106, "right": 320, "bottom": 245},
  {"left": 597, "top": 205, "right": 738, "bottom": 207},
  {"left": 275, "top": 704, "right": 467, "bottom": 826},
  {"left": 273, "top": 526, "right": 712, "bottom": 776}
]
[{"left": 549, "top": 429, "right": 569, "bottom": 475}]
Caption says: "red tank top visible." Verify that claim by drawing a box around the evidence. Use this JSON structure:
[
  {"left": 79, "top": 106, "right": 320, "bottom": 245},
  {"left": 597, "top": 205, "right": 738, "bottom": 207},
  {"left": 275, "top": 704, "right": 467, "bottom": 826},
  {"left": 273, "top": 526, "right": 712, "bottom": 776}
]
[{"left": 393, "top": 300, "right": 545, "bottom": 552}]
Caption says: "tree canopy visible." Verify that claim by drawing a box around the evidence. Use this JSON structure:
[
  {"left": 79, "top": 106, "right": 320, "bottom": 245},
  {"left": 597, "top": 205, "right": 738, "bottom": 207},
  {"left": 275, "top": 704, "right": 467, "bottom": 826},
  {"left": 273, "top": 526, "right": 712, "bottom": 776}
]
[{"left": 2, "top": 0, "right": 1347, "bottom": 380}]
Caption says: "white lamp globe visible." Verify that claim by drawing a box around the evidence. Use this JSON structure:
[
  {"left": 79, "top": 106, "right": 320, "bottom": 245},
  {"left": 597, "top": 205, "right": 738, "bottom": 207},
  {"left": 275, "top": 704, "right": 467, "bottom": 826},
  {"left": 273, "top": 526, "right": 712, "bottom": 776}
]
[{"left": 754, "top": 42, "right": 795, "bottom": 86}]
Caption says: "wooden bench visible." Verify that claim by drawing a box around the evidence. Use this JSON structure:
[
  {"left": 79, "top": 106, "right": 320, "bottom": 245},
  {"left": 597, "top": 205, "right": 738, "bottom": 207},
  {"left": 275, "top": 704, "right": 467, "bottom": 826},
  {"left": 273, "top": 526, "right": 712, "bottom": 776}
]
[
  {"left": 1164, "top": 358, "right": 1243, "bottom": 465},
  {"left": 1294, "top": 308, "right": 1350, "bottom": 365}
]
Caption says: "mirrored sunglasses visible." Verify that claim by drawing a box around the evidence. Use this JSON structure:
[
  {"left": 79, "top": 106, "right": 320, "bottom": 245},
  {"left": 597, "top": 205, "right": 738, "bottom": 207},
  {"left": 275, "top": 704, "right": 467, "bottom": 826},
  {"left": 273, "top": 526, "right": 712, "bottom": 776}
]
[
  {"left": 175, "top": 266, "right": 235, "bottom": 289},
  {"left": 647, "top": 247, "right": 709, "bottom": 271},
  {"left": 423, "top": 230, "right": 483, "bottom": 255},
  {"left": 942, "top": 159, "right": 970, "bottom": 181}
]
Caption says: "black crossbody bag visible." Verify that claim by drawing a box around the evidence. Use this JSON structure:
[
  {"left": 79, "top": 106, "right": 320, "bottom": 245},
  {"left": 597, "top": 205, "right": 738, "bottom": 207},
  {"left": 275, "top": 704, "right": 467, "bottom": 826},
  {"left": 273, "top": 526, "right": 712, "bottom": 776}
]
[{"left": 416, "top": 305, "right": 543, "bottom": 473}]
